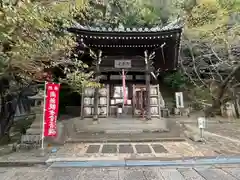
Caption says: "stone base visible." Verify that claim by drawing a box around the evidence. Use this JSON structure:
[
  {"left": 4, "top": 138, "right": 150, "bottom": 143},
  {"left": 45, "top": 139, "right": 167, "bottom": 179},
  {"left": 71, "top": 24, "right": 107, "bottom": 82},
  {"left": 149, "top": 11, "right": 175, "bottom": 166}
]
[
  {"left": 74, "top": 118, "right": 169, "bottom": 134},
  {"left": 45, "top": 122, "right": 66, "bottom": 145},
  {"left": 21, "top": 134, "right": 41, "bottom": 143},
  {"left": 26, "top": 128, "right": 41, "bottom": 135},
  {"left": 35, "top": 148, "right": 47, "bottom": 157},
  {"left": 92, "top": 120, "right": 99, "bottom": 125}
]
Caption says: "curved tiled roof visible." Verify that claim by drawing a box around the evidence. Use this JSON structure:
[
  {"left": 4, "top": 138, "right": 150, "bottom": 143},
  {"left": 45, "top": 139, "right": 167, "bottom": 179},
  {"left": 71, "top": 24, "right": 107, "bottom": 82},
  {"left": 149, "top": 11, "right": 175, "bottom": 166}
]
[
  {"left": 71, "top": 18, "right": 183, "bottom": 32},
  {"left": 69, "top": 18, "right": 184, "bottom": 71}
]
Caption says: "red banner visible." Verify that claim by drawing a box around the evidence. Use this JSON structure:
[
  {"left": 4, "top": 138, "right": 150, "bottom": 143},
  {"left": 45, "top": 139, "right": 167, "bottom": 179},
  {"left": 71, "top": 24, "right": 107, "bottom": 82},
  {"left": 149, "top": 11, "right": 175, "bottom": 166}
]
[
  {"left": 122, "top": 69, "right": 127, "bottom": 105},
  {"left": 44, "top": 82, "right": 60, "bottom": 137}
]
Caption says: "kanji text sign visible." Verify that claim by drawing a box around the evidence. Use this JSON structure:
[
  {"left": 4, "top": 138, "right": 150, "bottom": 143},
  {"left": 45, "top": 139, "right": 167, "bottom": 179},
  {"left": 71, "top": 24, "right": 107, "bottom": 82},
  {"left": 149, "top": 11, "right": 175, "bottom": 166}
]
[
  {"left": 114, "top": 60, "right": 131, "bottom": 68},
  {"left": 44, "top": 82, "right": 60, "bottom": 137}
]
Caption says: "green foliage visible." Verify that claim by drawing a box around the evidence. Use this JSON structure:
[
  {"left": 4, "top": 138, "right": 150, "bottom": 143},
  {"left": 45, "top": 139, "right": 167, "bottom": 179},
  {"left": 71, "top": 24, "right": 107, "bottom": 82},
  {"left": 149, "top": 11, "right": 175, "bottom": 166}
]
[
  {"left": 179, "top": 0, "right": 240, "bottom": 112},
  {"left": 187, "top": 3, "right": 218, "bottom": 27},
  {"left": 182, "top": 0, "right": 197, "bottom": 13},
  {"left": 60, "top": 58, "right": 101, "bottom": 94},
  {"left": 217, "top": 0, "right": 239, "bottom": 10},
  {"left": 75, "top": 0, "right": 179, "bottom": 28},
  {"left": 0, "top": 1, "right": 76, "bottom": 81},
  {"left": 0, "top": 0, "right": 101, "bottom": 95},
  {"left": 182, "top": 0, "right": 239, "bottom": 63},
  {"left": 163, "top": 71, "right": 187, "bottom": 89},
  {"left": 185, "top": 0, "right": 240, "bottom": 29}
]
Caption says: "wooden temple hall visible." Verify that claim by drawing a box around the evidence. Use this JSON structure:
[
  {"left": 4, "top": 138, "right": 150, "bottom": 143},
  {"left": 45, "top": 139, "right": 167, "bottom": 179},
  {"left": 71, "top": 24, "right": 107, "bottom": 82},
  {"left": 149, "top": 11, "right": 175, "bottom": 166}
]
[{"left": 69, "top": 23, "right": 183, "bottom": 121}]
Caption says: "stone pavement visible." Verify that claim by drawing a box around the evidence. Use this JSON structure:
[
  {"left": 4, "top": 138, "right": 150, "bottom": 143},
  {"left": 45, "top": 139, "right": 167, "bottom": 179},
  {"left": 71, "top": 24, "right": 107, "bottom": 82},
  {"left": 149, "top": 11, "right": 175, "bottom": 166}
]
[
  {"left": 206, "top": 122, "right": 240, "bottom": 140},
  {"left": 0, "top": 148, "right": 51, "bottom": 166},
  {"left": 48, "top": 142, "right": 216, "bottom": 162},
  {"left": 2, "top": 165, "right": 240, "bottom": 179},
  {"left": 180, "top": 117, "right": 240, "bottom": 155},
  {"left": 0, "top": 140, "right": 216, "bottom": 166},
  {"left": 205, "top": 122, "right": 240, "bottom": 154}
]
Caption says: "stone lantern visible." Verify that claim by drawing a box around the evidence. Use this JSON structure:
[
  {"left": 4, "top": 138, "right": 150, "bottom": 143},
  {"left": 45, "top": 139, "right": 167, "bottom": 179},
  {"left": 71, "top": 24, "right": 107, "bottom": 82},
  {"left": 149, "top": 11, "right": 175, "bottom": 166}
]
[
  {"left": 28, "top": 90, "right": 45, "bottom": 114},
  {"left": 20, "top": 90, "right": 45, "bottom": 146},
  {"left": 29, "top": 88, "right": 65, "bottom": 145},
  {"left": 27, "top": 90, "right": 45, "bottom": 134}
]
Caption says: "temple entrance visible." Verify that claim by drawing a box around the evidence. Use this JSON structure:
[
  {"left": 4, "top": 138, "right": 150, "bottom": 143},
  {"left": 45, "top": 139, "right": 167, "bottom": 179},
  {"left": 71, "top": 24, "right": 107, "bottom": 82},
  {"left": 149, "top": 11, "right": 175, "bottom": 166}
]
[
  {"left": 134, "top": 86, "right": 147, "bottom": 117},
  {"left": 110, "top": 84, "right": 131, "bottom": 118},
  {"left": 109, "top": 82, "right": 143, "bottom": 119},
  {"left": 70, "top": 24, "right": 182, "bottom": 121}
]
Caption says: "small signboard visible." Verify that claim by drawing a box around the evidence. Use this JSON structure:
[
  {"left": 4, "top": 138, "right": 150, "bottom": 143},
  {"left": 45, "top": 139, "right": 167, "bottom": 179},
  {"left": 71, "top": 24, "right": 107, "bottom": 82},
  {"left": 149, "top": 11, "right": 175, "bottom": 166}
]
[
  {"left": 110, "top": 75, "right": 133, "bottom": 80},
  {"left": 198, "top": 117, "right": 206, "bottom": 129},
  {"left": 175, "top": 92, "right": 184, "bottom": 108},
  {"left": 114, "top": 60, "right": 131, "bottom": 68}
]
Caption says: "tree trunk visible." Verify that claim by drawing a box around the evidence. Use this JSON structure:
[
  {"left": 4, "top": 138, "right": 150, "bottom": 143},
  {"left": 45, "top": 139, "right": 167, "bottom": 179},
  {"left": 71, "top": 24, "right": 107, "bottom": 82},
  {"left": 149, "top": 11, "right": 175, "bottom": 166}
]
[
  {"left": 0, "top": 93, "right": 16, "bottom": 141},
  {"left": 0, "top": 93, "right": 6, "bottom": 137},
  {"left": 0, "top": 82, "right": 23, "bottom": 141},
  {"left": 204, "top": 65, "right": 240, "bottom": 118}
]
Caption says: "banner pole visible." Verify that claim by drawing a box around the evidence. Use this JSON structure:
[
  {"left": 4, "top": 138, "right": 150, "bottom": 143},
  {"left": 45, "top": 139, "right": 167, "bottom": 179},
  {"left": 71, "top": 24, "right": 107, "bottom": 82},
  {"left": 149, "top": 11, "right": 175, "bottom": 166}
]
[
  {"left": 122, "top": 69, "right": 126, "bottom": 107},
  {"left": 41, "top": 81, "right": 47, "bottom": 149}
]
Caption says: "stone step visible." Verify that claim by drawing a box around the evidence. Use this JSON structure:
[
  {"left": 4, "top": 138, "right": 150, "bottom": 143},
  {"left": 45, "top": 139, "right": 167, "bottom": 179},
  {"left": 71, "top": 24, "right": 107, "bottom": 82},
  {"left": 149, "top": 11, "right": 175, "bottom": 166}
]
[
  {"left": 105, "top": 130, "right": 143, "bottom": 134},
  {"left": 26, "top": 128, "right": 42, "bottom": 135},
  {"left": 99, "top": 119, "right": 162, "bottom": 124},
  {"left": 75, "top": 120, "right": 168, "bottom": 133},
  {"left": 67, "top": 136, "right": 185, "bottom": 143},
  {"left": 21, "top": 134, "right": 41, "bottom": 143},
  {"left": 18, "top": 143, "right": 41, "bottom": 150},
  {"left": 68, "top": 129, "right": 185, "bottom": 143},
  {"left": 30, "top": 122, "right": 42, "bottom": 129},
  {"left": 78, "top": 128, "right": 169, "bottom": 134}
]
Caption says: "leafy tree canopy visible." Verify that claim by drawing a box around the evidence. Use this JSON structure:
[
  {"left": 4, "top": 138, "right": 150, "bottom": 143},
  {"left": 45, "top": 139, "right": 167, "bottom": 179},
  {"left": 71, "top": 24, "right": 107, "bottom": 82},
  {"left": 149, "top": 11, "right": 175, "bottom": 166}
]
[
  {"left": 0, "top": 0, "right": 96, "bottom": 138},
  {"left": 178, "top": 0, "right": 240, "bottom": 116},
  {"left": 0, "top": 1, "right": 75, "bottom": 81},
  {"left": 74, "top": 0, "right": 180, "bottom": 28}
]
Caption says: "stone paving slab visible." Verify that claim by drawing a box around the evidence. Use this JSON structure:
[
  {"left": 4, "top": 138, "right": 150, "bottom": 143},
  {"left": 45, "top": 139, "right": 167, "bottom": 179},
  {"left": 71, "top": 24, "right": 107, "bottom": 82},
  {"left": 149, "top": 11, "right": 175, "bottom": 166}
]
[
  {"left": 135, "top": 145, "right": 151, "bottom": 154},
  {"left": 119, "top": 144, "right": 134, "bottom": 153},
  {"left": 2, "top": 166, "right": 240, "bottom": 180},
  {"left": 49, "top": 142, "right": 216, "bottom": 161},
  {"left": 151, "top": 144, "right": 168, "bottom": 153},
  {"left": 86, "top": 145, "right": 100, "bottom": 153},
  {"left": 102, "top": 145, "right": 117, "bottom": 153},
  {"left": 178, "top": 168, "right": 205, "bottom": 180},
  {"left": 223, "top": 168, "right": 240, "bottom": 179},
  {"left": 195, "top": 167, "right": 237, "bottom": 180}
]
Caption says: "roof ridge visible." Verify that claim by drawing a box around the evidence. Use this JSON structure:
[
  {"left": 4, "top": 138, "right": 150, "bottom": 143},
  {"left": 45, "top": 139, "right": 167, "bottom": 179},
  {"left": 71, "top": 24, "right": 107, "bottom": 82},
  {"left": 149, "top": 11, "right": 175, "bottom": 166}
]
[{"left": 72, "top": 19, "right": 183, "bottom": 32}]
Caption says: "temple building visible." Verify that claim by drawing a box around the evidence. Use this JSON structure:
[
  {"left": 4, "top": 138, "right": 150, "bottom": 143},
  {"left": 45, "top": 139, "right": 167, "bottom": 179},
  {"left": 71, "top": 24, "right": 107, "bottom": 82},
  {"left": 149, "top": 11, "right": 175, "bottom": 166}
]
[{"left": 68, "top": 21, "right": 183, "bottom": 121}]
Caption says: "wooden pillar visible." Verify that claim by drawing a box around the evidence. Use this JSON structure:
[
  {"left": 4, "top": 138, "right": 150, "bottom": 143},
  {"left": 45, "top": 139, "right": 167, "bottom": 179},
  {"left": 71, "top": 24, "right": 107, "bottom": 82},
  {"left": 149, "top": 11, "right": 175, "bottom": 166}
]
[
  {"left": 93, "top": 50, "right": 102, "bottom": 121},
  {"left": 144, "top": 51, "right": 151, "bottom": 120},
  {"left": 145, "top": 73, "right": 151, "bottom": 120},
  {"left": 80, "top": 89, "right": 84, "bottom": 120},
  {"left": 93, "top": 85, "right": 99, "bottom": 121}
]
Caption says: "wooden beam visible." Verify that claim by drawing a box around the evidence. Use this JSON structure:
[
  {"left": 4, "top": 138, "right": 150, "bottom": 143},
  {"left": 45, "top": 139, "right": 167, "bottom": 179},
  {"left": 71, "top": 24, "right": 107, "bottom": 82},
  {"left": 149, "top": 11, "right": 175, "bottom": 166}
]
[
  {"left": 145, "top": 50, "right": 151, "bottom": 120},
  {"left": 99, "top": 67, "right": 154, "bottom": 72},
  {"left": 93, "top": 50, "right": 102, "bottom": 121},
  {"left": 98, "top": 50, "right": 102, "bottom": 64}
]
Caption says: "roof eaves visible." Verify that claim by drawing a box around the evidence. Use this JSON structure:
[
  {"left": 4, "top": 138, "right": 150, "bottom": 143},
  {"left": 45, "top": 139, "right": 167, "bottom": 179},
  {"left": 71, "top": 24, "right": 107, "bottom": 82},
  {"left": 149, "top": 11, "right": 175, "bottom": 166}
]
[{"left": 71, "top": 20, "right": 183, "bottom": 33}]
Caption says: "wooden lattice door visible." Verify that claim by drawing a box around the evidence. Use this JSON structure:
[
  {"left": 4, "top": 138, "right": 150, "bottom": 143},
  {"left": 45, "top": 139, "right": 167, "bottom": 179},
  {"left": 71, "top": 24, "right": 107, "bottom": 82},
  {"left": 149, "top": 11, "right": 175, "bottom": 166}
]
[{"left": 134, "top": 87, "right": 147, "bottom": 116}]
